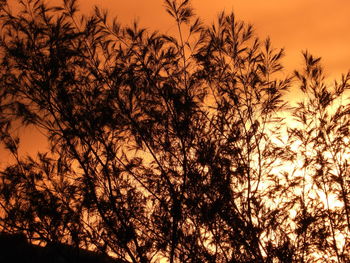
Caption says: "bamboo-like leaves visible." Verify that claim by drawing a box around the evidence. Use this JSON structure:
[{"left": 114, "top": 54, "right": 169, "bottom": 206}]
[{"left": 1, "top": 0, "right": 350, "bottom": 262}]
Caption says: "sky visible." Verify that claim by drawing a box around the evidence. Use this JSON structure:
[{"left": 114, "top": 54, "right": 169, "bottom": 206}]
[
  {"left": 3, "top": 0, "right": 350, "bottom": 159},
  {"left": 75, "top": 0, "right": 350, "bottom": 77}
]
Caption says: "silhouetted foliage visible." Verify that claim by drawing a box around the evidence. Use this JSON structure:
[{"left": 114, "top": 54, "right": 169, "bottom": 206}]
[
  {"left": 0, "top": 0, "right": 350, "bottom": 262},
  {"left": 287, "top": 52, "right": 350, "bottom": 262}
]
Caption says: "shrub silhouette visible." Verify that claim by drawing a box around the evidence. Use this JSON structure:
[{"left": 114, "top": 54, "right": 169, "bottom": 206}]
[{"left": 0, "top": 0, "right": 350, "bottom": 262}]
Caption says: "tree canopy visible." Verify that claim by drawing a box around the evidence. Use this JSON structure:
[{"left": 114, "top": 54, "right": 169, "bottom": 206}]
[{"left": 1, "top": 0, "right": 350, "bottom": 262}]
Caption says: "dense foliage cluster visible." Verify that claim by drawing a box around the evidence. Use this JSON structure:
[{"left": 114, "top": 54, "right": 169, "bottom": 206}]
[{"left": 1, "top": 0, "right": 350, "bottom": 262}]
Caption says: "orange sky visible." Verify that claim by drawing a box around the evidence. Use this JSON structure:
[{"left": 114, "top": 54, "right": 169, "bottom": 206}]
[
  {"left": 3, "top": 0, "right": 350, "bottom": 160},
  {"left": 76, "top": 0, "right": 350, "bottom": 77}
]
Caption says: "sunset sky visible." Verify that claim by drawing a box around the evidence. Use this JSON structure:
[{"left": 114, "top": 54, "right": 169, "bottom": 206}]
[
  {"left": 75, "top": 0, "right": 350, "bottom": 77},
  {"left": 4, "top": 0, "right": 350, "bottom": 158}
]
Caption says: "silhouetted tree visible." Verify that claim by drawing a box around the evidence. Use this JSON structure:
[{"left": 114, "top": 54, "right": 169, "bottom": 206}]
[
  {"left": 286, "top": 52, "right": 350, "bottom": 262},
  {"left": 0, "top": 0, "right": 349, "bottom": 262}
]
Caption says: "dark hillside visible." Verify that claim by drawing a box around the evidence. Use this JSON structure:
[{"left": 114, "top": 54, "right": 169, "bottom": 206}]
[{"left": 0, "top": 232, "right": 126, "bottom": 263}]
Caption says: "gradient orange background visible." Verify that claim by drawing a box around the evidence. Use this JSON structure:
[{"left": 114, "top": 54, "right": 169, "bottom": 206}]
[
  {"left": 76, "top": 0, "right": 350, "bottom": 76},
  {"left": 3, "top": 0, "right": 350, "bottom": 162}
]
